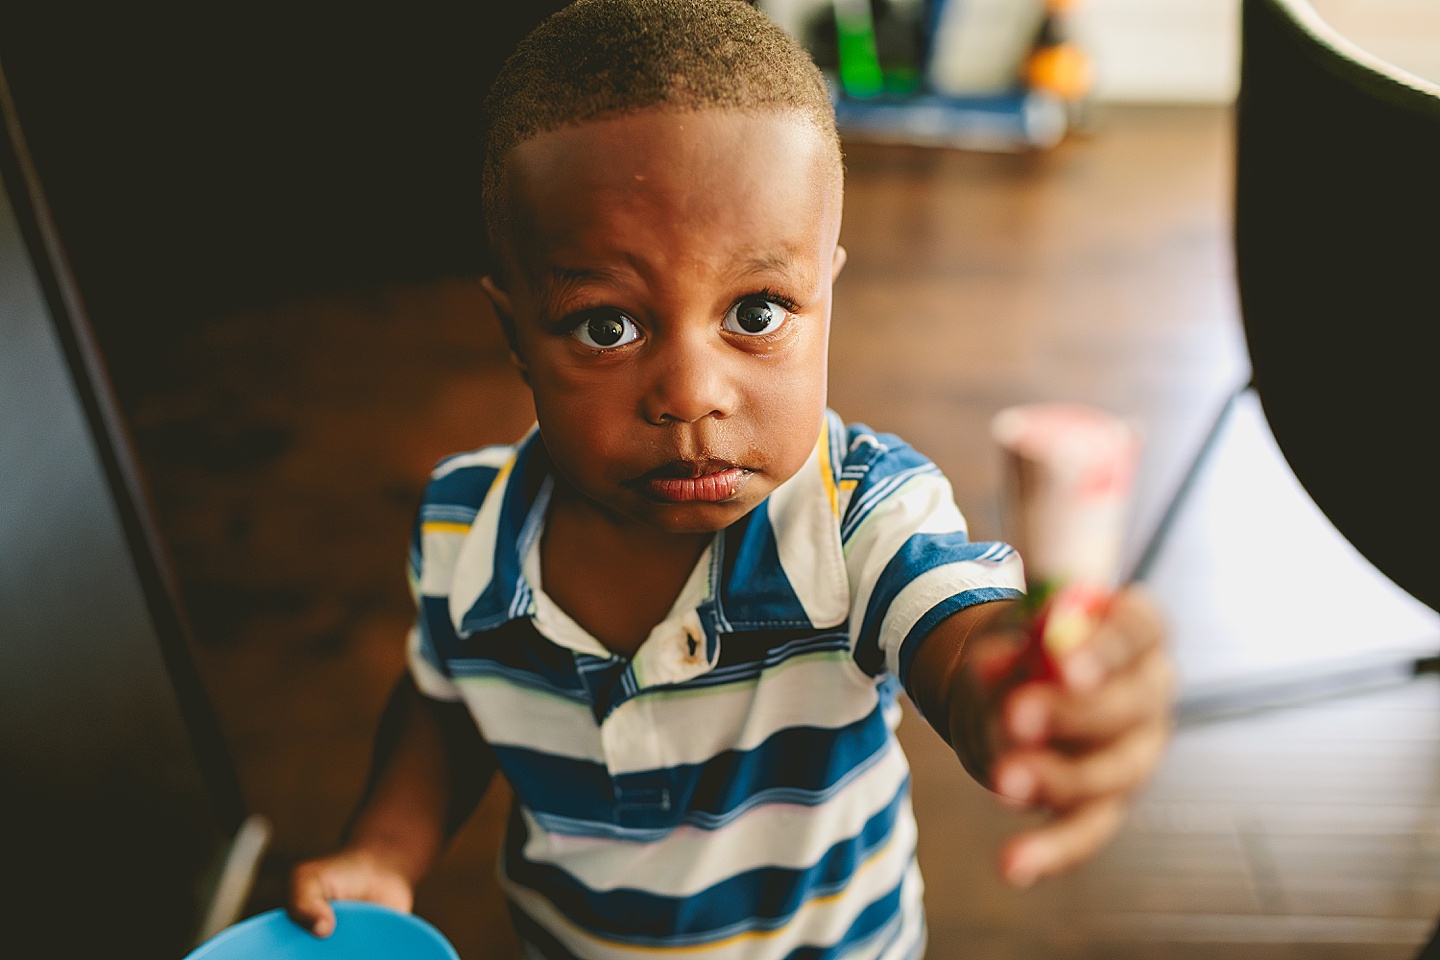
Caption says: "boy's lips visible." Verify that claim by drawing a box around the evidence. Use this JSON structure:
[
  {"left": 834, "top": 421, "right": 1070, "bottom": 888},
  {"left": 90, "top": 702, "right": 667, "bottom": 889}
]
[{"left": 632, "top": 459, "right": 752, "bottom": 503}]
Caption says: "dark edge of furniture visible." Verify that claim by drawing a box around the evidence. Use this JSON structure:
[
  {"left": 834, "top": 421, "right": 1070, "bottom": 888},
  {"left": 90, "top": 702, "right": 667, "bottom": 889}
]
[
  {"left": 0, "top": 60, "right": 245, "bottom": 834},
  {"left": 1128, "top": 0, "right": 1440, "bottom": 729},
  {"left": 1255, "top": 0, "right": 1440, "bottom": 117}
]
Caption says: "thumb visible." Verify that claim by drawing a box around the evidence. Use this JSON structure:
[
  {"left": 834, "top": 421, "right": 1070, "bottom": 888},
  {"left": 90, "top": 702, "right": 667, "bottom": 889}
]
[{"left": 288, "top": 866, "right": 339, "bottom": 938}]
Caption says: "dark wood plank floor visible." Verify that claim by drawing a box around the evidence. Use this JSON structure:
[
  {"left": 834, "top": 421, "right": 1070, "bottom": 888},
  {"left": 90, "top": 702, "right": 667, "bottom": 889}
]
[{"left": 126, "top": 105, "right": 1440, "bottom": 958}]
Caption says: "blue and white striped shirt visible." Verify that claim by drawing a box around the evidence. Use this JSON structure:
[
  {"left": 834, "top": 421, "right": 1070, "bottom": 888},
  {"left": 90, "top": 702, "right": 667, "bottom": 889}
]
[{"left": 408, "top": 410, "right": 1025, "bottom": 960}]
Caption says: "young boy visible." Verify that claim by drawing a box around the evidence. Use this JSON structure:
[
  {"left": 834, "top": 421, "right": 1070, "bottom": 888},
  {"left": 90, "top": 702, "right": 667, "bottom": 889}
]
[{"left": 289, "top": 2, "right": 1171, "bottom": 957}]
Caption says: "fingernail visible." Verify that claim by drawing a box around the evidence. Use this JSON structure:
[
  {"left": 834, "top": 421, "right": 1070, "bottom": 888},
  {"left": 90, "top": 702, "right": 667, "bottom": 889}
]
[
  {"left": 1009, "top": 697, "right": 1046, "bottom": 743},
  {"left": 1006, "top": 843, "right": 1045, "bottom": 888},
  {"left": 996, "top": 764, "right": 1036, "bottom": 803},
  {"left": 1064, "top": 650, "right": 1102, "bottom": 691}
]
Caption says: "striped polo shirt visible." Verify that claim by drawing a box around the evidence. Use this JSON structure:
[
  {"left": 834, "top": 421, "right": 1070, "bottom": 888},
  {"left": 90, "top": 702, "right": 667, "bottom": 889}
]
[{"left": 407, "top": 410, "right": 1025, "bottom": 960}]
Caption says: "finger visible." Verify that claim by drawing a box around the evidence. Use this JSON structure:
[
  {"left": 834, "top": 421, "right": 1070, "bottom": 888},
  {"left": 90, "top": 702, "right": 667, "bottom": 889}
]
[
  {"left": 999, "top": 796, "right": 1127, "bottom": 887},
  {"left": 1019, "top": 644, "right": 1173, "bottom": 744},
  {"left": 964, "top": 627, "right": 1029, "bottom": 688},
  {"left": 1058, "top": 586, "right": 1165, "bottom": 693},
  {"left": 1001, "top": 641, "right": 1169, "bottom": 746},
  {"left": 1000, "top": 680, "right": 1055, "bottom": 747},
  {"left": 287, "top": 865, "right": 338, "bottom": 938},
  {"left": 994, "top": 718, "right": 1168, "bottom": 810}
]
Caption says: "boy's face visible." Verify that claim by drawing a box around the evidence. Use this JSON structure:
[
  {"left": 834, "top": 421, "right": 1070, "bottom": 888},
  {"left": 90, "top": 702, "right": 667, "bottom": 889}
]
[{"left": 486, "top": 108, "right": 845, "bottom": 535}]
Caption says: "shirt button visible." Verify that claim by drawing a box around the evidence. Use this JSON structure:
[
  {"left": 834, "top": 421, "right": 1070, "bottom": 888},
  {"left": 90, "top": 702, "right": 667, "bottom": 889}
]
[{"left": 682, "top": 625, "right": 703, "bottom": 662}]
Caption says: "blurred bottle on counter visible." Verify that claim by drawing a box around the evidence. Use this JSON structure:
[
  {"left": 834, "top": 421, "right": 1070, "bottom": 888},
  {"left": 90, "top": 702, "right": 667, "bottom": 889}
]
[
  {"left": 1024, "top": 0, "right": 1097, "bottom": 129},
  {"left": 757, "top": 0, "right": 1090, "bottom": 151},
  {"left": 927, "top": 0, "right": 1047, "bottom": 96}
]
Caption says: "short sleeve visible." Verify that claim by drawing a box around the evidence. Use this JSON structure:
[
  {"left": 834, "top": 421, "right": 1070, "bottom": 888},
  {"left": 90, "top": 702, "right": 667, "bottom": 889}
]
[
  {"left": 404, "top": 447, "right": 513, "bottom": 702},
  {"left": 407, "top": 495, "right": 465, "bottom": 702},
  {"left": 840, "top": 426, "right": 1026, "bottom": 695},
  {"left": 408, "top": 625, "right": 462, "bottom": 701}
]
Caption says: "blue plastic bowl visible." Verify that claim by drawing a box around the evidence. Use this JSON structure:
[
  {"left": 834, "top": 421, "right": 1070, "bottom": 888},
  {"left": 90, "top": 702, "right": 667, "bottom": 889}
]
[{"left": 185, "top": 903, "right": 460, "bottom": 960}]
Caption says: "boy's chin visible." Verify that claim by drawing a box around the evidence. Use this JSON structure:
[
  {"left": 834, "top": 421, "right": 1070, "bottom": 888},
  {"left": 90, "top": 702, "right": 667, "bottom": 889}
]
[{"left": 616, "top": 495, "right": 762, "bottom": 536}]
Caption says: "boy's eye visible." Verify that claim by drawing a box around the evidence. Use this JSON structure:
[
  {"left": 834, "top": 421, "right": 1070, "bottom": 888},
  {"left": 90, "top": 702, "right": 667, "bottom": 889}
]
[
  {"left": 723, "top": 296, "right": 790, "bottom": 337},
  {"left": 571, "top": 311, "right": 640, "bottom": 349}
]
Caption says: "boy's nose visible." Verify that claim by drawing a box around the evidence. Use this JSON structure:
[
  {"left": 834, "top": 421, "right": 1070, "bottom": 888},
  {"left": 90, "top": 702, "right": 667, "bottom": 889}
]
[{"left": 640, "top": 332, "right": 738, "bottom": 426}]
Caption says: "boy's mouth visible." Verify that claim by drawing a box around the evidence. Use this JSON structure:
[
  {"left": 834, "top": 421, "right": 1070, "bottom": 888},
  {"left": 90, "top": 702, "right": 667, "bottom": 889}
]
[{"left": 633, "top": 459, "right": 751, "bottom": 503}]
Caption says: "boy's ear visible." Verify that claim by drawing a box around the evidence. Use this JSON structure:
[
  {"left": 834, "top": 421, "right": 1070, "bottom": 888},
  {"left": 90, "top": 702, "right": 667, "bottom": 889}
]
[
  {"left": 480, "top": 274, "right": 510, "bottom": 308},
  {"left": 480, "top": 275, "right": 529, "bottom": 380},
  {"left": 831, "top": 245, "right": 848, "bottom": 282}
]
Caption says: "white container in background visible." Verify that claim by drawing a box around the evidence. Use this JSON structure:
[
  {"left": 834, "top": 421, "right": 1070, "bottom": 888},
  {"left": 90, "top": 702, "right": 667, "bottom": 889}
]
[{"left": 928, "top": 0, "right": 1048, "bottom": 96}]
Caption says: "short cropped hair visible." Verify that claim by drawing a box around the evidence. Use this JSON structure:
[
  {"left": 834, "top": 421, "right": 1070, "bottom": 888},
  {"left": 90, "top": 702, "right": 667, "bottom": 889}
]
[{"left": 482, "top": 0, "right": 840, "bottom": 259}]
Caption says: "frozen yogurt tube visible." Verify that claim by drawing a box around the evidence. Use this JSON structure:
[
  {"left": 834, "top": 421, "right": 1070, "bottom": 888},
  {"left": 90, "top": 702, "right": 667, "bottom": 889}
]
[{"left": 992, "top": 403, "right": 1139, "bottom": 657}]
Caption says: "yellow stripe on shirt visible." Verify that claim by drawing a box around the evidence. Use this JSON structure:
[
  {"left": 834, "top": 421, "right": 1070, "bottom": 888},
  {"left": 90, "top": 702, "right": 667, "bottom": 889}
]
[
  {"left": 818, "top": 422, "right": 839, "bottom": 518},
  {"left": 421, "top": 520, "right": 473, "bottom": 536}
]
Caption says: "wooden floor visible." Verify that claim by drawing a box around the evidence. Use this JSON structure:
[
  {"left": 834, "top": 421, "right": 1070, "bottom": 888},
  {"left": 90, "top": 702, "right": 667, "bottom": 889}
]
[{"left": 125, "top": 106, "right": 1440, "bottom": 958}]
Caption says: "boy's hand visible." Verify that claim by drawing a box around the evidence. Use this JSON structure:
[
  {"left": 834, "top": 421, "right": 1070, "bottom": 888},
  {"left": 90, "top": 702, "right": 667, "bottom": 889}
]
[
  {"left": 288, "top": 848, "right": 416, "bottom": 938},
  {"left": 978, "top": 586, "right": 1171, "bottom": 886},
  {"left": 915, "top": 586, "right": 1171, "bottom": 887},
  {"left": 285, "top": 675, "right": 490, "bottom": 937}
]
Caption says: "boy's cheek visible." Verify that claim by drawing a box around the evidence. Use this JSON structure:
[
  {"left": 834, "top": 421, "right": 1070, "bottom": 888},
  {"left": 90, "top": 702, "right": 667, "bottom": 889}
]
[{"left": 535, "top": 406, "right": 646, "bottom": 486}]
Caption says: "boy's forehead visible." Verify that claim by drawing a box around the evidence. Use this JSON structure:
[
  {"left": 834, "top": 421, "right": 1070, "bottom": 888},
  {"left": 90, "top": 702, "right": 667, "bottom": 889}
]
[
  {"left": 499, "top": 108, "right": 842, "bottom": 281},
  {"left": 509, "top": 105, "right": 838, "bottom": 167}
]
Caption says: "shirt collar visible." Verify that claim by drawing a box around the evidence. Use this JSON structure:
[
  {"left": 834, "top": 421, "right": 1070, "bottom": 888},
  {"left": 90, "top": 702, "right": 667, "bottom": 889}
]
[{"left": 447, "top": 412, "right": 851, "bottom": 645}]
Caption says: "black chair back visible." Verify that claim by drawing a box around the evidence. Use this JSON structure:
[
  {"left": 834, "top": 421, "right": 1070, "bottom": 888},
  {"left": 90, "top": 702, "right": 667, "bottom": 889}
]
[{"left": 1236, "top": 0, "right": 1440, "bottom": 612}]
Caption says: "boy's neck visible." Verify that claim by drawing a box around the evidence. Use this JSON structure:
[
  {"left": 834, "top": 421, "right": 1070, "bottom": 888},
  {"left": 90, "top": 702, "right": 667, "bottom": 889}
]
[{"left": 541, "top": 476, "right": 713, "bottom": 659}]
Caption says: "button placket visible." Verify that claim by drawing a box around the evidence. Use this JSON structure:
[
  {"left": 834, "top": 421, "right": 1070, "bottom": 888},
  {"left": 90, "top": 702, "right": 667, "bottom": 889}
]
[
  {"left": 528, "top": 526, "right": 722, "bottom": 827},
  {"left": 600, "top": 696, "right": 673, "bottom": 825}
]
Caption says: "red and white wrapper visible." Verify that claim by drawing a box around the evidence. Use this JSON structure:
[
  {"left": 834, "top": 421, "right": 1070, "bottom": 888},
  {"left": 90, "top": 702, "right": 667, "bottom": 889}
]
[{"left": 992, "top": 403, "right": 1139, "bottom": 661}]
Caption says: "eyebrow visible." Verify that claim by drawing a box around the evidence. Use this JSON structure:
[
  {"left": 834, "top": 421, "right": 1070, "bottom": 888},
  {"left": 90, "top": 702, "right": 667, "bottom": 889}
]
[
  {"left": 739, "top": 249, "right": 817, "bottom": 292},
  {"left": 534, "top": 264, "right": 627, "bottom": 316},
  {"left": 741, "top": 252, "right": 795, "bottom": 274}
]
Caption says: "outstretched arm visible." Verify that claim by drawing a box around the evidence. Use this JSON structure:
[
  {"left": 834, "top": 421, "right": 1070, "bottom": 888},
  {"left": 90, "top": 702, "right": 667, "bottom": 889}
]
[
  {"left": 907, "top": 587, "right": 1171, "bottom": 887},
  {"left": 288, "top": 674, "right": 497, "bottom": 936}
]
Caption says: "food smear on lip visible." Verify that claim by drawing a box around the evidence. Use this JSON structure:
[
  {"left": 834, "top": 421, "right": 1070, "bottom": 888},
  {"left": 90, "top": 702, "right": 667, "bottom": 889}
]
[{"left": 646, "top": 467, "right": 748, "bottom": 503}]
